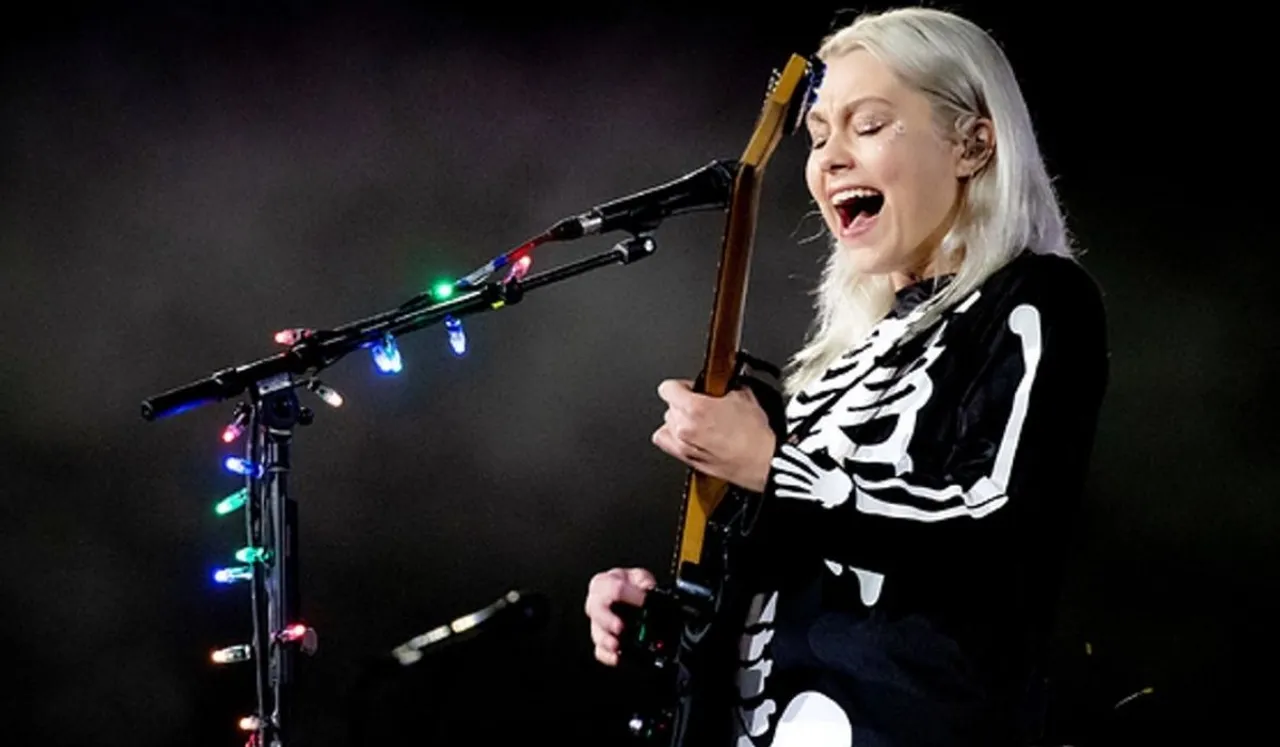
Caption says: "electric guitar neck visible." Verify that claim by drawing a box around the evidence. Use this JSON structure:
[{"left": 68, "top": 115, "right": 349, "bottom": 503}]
[{"left": 671, "top": 53, "right": 816, "bottom": 579}]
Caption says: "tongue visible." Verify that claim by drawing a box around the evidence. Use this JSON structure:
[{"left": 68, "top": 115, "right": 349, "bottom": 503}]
[{"left": 848, "top": 209, "right": 877, "bottom": 232}]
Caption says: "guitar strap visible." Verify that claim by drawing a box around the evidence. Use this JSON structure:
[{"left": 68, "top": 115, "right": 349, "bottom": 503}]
[{"left": 729, "top": 350, "right": 788, "bottom": 440}]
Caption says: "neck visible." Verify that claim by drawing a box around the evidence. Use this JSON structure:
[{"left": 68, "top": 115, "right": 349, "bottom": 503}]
[
  {"left": 890, "top": 246, "right": 962, "bottom": 291},
  {"left": 892, "top": 190, "right": 968, "bottom": 291}
]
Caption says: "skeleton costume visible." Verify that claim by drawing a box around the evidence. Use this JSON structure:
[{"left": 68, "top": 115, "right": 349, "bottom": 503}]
[{"left": 731, "top": 250, "right": 1108, "bottom": 747}]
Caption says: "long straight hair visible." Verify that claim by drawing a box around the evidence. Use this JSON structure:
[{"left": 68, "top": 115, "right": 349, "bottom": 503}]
[{"left": 784, "top": 7, "right": 1074, "bottom": 395}]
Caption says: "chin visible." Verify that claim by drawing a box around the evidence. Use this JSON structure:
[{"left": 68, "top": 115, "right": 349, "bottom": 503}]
[
  {"left": 836, "top": 239, "right": 898, "bottom": 277},
  {"left": 829, "top": 211, "right": 898, "bottom": 275}
]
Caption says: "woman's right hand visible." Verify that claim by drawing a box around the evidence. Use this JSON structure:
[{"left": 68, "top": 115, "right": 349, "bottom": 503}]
[{"left": 584, "top": 567, "right": 657, "bottom": 666}]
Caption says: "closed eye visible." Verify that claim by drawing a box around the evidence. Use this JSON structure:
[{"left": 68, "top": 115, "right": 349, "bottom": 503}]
[{"left": 807, "top": 125, "right": 829, "bottom": 150}]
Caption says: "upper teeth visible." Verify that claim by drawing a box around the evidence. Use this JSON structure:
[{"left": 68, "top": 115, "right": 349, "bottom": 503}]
[{"left": 832, "top": 188, "right": 880, "bottom": 205}]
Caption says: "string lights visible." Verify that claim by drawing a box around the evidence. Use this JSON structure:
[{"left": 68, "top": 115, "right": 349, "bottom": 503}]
[
  {"left": 191, "top": 232, "right": 573, "bottom": 743},
  {"left": 223, "top": 457, "right": 261, "bottom": 478},
  {"left": 444, "top": 316, "right": 467, "bottom": 357},
  {"left": 306, "top": 380, "right": 343, "bottom": 408},
  {"left": 503, "top": 254, "right": 533, "bottom": 284},
  {"left": 222, "top": 403, "right": 251, "bottom": 444},
  {"left": 272, "top": 328, "right": 314, "bottom": 346},
  {"left": 211, "top": 388, "right": 310, "bottom": 743},
  {"left": 211, "top": 644, "right": 252, "bottom": 664},
  {"left": 235, "top": 546, "right": 267, "bottom": 564},
  {"left": 371, "top": 333, "right": 402, "bottom": 374},
  {"left": 209, "top": 363, "right": 364, "bottom": 743},
  {"left": 215, "top": 487, "right": 249, "bottom": 516},
  {"left": 213, "top": 566, "right": 253, "bottom": 584}
]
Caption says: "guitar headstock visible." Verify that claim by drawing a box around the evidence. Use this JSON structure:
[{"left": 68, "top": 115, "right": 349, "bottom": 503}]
[
  {"left": 740, "top": 54, "right": 821, "bottom": 170},
  {"left": 790, "top": 58, "right": 824, "bottom": 134}
]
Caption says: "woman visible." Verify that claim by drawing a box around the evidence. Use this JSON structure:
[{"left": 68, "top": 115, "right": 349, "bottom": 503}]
[{"left": 585, "top": 7, "right": 1108, "bottom": 747}]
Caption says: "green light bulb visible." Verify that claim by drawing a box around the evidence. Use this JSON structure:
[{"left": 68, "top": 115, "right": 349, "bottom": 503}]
[
  {"left": 235, "top": 546, "right": 266, "bottom": 564},
  {"left": 432, "top": 281, "right": 455, "bottom": 300},
  {"left": 215, "top": 487, "right": 249, "bottom": 516}
]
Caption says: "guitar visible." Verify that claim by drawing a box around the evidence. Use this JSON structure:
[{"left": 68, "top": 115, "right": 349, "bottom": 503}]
[{"left": 614, "top": 53, "right": 820, "bottom": 747}]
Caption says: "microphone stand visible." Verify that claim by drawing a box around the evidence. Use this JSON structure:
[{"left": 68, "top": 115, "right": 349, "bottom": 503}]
[{"left": 142, "top": 233, "right": 658, "bottom": 747}]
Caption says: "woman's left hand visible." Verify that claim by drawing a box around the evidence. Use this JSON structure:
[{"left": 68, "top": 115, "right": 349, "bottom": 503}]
[{"left": 651, "top": 379, "right": 777, "bottom": 493}]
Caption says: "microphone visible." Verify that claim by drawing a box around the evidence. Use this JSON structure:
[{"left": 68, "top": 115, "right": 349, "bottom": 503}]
[
  {"left": 389, "top": 589, "right": 549, "bottom": 666},
  {"left": 547, "top": 158, "right": 738, "bottom": 240}
]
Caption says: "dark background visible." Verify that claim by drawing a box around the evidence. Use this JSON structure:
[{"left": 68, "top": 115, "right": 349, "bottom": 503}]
[{"left": 1, "top": 2, "right": 1269, "bottom": 745}]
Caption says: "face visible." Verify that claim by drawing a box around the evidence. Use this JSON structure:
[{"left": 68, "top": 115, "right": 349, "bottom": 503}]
[{"left": 805, "top": 48, "right": 981, "bottom": 287}]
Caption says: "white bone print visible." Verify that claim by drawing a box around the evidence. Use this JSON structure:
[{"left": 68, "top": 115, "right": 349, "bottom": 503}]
[
  {"left": 792, "top": 309, "right": 957, "bottom": 475},
  {"left": 734, "top": 591, "right": 779, "bottom": 743},
  {"left": 771, "top": 448, "right": 854, "bottom": 507},
  {"left": 771, "top": 692, "right": 852, "bottom": 747},
  {"left": 823, "top": 561, "right": 885, "bottom": 607}
]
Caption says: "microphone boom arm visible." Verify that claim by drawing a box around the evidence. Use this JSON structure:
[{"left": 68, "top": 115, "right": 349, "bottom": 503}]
[{"left": 140, "top": 233, "right": 659, "bottom": 421}]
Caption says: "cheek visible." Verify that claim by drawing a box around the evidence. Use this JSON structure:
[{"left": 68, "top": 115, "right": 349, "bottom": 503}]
[
  {"left": 804, "top": 157, "right": 823, "bottom": 201},
  {"left": 874, "top": 130, "right": 952, "bottom": 221},
  {"left": 861, "top": 133, "right": 908, "bottom": 195},
  {"left": 805, "top": 157, "right": 836, "bottom": 225},
  {"left": 912, "top": 147, "right": 960, "bottom": 219}
]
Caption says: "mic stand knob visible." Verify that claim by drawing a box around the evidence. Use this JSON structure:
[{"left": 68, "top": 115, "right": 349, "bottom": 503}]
[{"left": 614, "top": 233, "right": 657, "bottom": 265}]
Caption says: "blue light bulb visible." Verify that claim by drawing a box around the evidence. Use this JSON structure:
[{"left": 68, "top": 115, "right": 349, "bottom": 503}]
[
  {"left": 444, "top": 316, "right": 467, "bottom": 357},
  {"left": 224, "top": 457, "right": 262, "bottom": 477},
  {"left": 372, "top": 334, "right": 402, "bottom": 374},
  {"left": 213, "top": 566, "right": 253, "bottom": 584}
]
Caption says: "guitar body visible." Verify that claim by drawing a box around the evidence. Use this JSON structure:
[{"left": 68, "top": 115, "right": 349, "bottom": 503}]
[
  {"left": 616, "top": 486, "right": 754, "bottom": 746},
  {"left": 617, "top": 369, "right": 783, "bottom": 746},
  {"left": 613, "top": 54, "right": 821, "bottom": 747}
]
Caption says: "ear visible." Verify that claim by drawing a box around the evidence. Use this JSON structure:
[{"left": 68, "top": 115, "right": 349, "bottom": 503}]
[{"left": 954, "top": 117, "right": 995, "bottom": 179}]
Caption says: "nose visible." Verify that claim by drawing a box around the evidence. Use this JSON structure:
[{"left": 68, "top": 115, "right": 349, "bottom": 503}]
[{"left": 813, "top": 137, "right": 853, "bottom": 174}]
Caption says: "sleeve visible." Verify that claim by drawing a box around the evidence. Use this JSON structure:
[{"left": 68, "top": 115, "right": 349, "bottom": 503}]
[{"left": 754, "top": 263, "right": 1109, "bottom": 577}]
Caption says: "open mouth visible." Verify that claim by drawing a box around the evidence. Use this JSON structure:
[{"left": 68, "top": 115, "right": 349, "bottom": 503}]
[{"left": 832, "top": 188, "right": 884, "bottom": 232}]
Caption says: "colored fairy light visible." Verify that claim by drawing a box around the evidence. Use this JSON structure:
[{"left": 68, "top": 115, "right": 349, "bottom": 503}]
[
  {"left": 221, "top": 405, "right": 250, "bottom": 443},
  {"left": 503, "top": 254, "right": 532, "bottom": 284},
  {"left": 211, "top": 644, "right": 252, "bottom": 664},
  {"left": 235, "top": 546, "right": 267, "bottom": 564},
  {"left": 224, "top": 457, "right": 262, "bottom": 478},
  {"left": 444, "top": 316, "right": 467, "bottom": 356},
  {"left": 307, "top": 380, "right": 343, "bottom": 408},
  {"left": 215, "top": 487, "right": 249, "bottom": 515},
  {"left": 238, "top": 716, "right": 261, "bottom": 732},
  {"left": 278, "top": 623, "right": 308, "bottom": 643},
  {"left": 372, "top": 334, "right": 402, "bottom": 374},
  {"left": 432, "top": 281, "right": 456, "bottom": 300},
  {"left": 213, "top": 566, "right": 253, "bottom": 584},
  {"left": 273, "top": 328, "right": 314, "bottom": 346}
]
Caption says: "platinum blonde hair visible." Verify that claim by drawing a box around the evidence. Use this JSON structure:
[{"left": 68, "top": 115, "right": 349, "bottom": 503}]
[{"left": 783, "top": 7, "right": 1073, "bottom": 395}]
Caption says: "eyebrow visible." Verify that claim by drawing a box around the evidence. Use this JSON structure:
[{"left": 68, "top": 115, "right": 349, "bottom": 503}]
[{"left": 806, "top": 95, "right": 894, "bottom": 127}]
